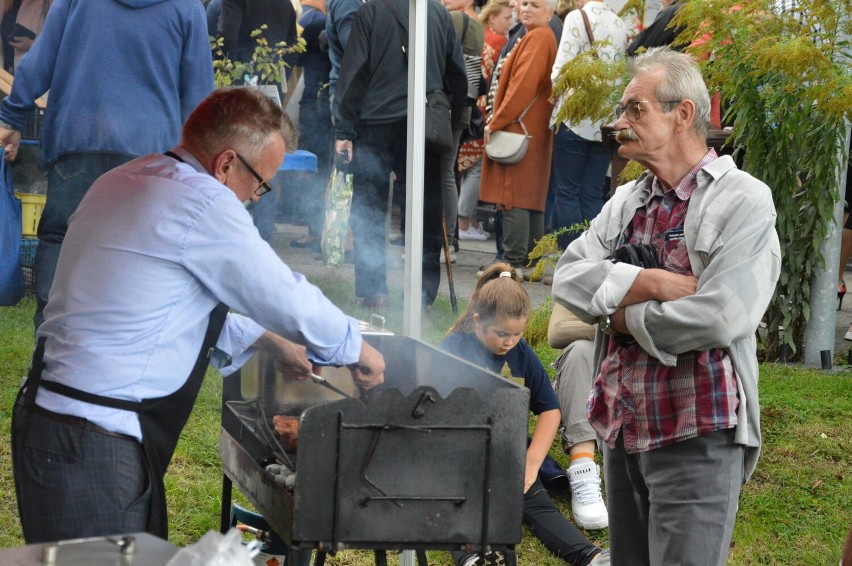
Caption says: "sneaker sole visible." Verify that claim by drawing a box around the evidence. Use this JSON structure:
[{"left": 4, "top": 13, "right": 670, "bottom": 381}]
[{"left": 575, "top": 516, "right": 609, "bottom": 530}]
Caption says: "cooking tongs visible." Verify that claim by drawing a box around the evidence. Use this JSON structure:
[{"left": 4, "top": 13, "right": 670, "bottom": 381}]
[{"left": 309, "top": 372, "right": 360, "bottom": 401}]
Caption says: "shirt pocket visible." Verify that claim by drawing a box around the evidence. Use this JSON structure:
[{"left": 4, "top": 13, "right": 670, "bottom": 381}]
[{"left": 662, "top": 235, "right": 692, "bottom": 276}]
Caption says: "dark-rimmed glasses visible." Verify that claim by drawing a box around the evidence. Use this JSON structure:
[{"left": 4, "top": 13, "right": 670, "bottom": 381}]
[
  {"left": 614, "top": 99, "right": 682, "bottom": 122},
  {"left": 236, "top": 153, "right": 274, "bottom": 197}
]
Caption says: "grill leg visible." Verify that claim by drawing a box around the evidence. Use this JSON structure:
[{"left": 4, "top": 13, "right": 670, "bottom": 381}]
[
  {"left": 313, "top": 550, "right": 327, "bottom": 566},
  {"left": 219, "top": 473, "right": 233, "bottom": 534},
  {"left": 416, "top": 550, "right": 428, "bottom": 566},
  {"left": 374, "top": 550, "right": 388, "bottom": 566}
]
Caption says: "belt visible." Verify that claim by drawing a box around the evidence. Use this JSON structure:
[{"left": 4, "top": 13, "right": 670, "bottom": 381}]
[{"left": 29, "top": 404, "right": 138, "bottom": 443}]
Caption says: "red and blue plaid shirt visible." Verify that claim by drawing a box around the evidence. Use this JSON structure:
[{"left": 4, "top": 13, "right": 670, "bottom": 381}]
[{"left": 588, "top": 149, "right": 740, "bottom": 453}]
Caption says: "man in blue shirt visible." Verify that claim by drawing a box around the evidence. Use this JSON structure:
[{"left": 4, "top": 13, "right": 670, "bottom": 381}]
[
  {"left": 0, "top": 0, "right": 215, "bottom": 330},
  {"left": 11, "top": 87, "right": 385, "bottom": 544}
]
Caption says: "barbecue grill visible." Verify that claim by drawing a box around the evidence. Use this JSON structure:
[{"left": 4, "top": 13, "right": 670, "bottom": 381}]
[{"left": 219, "top": 328, "right": 529, "bottom": 565}]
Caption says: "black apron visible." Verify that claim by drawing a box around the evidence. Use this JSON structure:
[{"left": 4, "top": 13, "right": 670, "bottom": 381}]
[{"left": 20, "top": 303, "right": 229, "bottom": 540}]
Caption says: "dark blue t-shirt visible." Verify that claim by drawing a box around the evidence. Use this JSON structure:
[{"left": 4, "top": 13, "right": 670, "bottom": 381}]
[{"left": 441, "top": 331, "right": 559, "bottom": 416}]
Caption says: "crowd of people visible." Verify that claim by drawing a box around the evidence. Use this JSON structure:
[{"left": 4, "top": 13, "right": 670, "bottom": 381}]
[{"left": 0, "top": 0, "right": 847, "bottom": 564}]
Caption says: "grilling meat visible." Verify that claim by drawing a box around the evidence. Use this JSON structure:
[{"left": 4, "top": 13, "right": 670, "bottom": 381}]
[{"left": 273, "top": 415, "right": 300, "bottom": 451}]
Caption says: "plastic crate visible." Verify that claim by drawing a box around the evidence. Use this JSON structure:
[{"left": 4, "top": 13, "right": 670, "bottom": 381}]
[
  {"left": 16, "top": 192, "right": 45, "bottom": 236},
  {"left": 22, "top": 107, "right": 45, "bottom": 140},
  {"left": 20, "top": 237, "right": 37, "bottom": 296}
]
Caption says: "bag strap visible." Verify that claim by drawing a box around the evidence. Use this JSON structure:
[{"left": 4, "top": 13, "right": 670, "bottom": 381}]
[
  {"left": 460, "top": 12, "right": 470, "bottom": 45},
  {"left": 381, "top": 0, "right": 408, "bottom": 61},
  {"left": 579, "top": 9, "right": 599, "bottom": 58},
  {"left": 512, "top": 94, "right": 539, "bottom": 135}
]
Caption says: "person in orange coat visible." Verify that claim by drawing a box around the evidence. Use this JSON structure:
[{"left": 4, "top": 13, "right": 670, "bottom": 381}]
[{"left": 480, "top": 0, "right": 557, "bottom": 274}]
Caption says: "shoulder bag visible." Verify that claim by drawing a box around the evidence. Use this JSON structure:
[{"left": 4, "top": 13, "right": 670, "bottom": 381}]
[{"left": 485, "top": 94, "right": 538, "bottom": 165}]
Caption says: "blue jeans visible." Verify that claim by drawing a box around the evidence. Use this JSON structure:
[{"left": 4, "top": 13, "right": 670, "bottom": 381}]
[
  {"left": 551, "top": 128, "right": 610, "bottom": 249},
  {"left": 35, "top": 152, "right": 135, "bottom": 329}
]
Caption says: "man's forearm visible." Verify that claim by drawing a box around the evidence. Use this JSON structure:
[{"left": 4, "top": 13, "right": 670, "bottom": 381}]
[{"left": 620, "top": 269, "right": 698, "bottom": 306}]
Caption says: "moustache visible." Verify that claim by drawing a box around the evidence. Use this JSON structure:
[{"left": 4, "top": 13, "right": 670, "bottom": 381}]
[{"left": 615, "top": 129, "right": 639, "bottom": 144}]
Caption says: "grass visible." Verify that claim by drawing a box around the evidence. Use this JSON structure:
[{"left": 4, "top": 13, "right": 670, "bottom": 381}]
[{"left": 2, "top": 289, "right": 851, "bottom": 564}]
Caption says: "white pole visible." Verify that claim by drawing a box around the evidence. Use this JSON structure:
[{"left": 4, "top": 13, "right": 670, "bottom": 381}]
[{"left": 402, "top": 0, "right": 428, "bottom": 340}]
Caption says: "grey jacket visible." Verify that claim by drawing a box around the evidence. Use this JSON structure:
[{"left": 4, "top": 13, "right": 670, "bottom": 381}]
[{"left": 552, "top": 155, "right": 781, "bottom": 480}]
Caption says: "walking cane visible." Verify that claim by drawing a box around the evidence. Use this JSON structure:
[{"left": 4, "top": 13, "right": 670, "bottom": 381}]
[{"left": 441, "top": 217, "right": 459, "bottom": 314}]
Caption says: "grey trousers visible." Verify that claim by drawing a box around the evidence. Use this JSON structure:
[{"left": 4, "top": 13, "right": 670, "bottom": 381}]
[
  {"left": 440, "top": 129, "right": 464, "bottom": 238},
  {"left": 552, "top": 340, "right": 597, "bottom": 451},
  {"left": 13, "top": 405, "right": 150, "bottom": 543},
  {"left": 603, "top": 428, "right": 744, "bottom": 566},
  {"left": 502, "top": 207, "right": 544, "bottom": 267}
]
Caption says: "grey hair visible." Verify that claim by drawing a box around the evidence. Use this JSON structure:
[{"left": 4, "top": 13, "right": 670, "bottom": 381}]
[
  {"left": 544, "top": 0, "right": 557, "bottom": 11},
  {"left": 182, "top": 87, "right": 285, "bottom": 162},
  {"left": 628, "top": 47, "right": 711, "bottom": 138}
]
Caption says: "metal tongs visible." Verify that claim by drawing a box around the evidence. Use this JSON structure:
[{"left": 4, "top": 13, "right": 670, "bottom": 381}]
[{"left": 309, "top": 372, "right": 359, "bottom": 400}]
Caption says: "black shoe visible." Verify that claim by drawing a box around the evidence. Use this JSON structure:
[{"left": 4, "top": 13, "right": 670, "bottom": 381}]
[
  {"left": 461, "top": 551, "right": 507, "bottom": 566},
  {"left": 291, "top": 238, "right": 321, "bottom": 252},
  {"left": 362, "top": 294, "right": 389, "bottom": 309}
]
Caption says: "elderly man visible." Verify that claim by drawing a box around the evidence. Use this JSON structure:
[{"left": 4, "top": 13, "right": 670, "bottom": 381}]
[
  {"left": 552, "top": 47, "right": 780, "bottom": 566},
  {"left": 11, "top": 88, "right": 385, "bottom": 544}
]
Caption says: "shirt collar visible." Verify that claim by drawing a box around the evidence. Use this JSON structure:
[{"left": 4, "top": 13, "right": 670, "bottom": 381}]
[
  {"left": 167, "top": 146, "right": 208, "bottom": 175},
  {"left": 649, "top": 148, "right": 719, "bottom": 201}
]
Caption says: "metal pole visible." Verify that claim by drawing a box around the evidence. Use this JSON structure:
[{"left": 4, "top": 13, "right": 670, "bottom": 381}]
[
  {"left": 402, "top": 0, "right": 427, "bottom": 340},
  {"left": 803, "top": 123, "right": 851, "bottom": 367},
  {"left": 400, "top": 0, "right": 427, "bottom": 561}
]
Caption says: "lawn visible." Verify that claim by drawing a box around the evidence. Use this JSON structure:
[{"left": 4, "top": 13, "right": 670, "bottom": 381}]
[{"left": 1, "top": 290, "right": 850, "bottom": 564}]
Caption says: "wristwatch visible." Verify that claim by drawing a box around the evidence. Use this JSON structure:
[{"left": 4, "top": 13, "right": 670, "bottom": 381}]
[{"left": 598, "top": 314, "right": 613, "bottom": 335}]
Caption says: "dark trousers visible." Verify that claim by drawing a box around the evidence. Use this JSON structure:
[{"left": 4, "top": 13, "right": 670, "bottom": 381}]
[
  {"left": 12, "top": 404, "right": 150, "bottom": 543},
  {"left": 551, "top": 128, "right": 610, "bottom": 250},
  {"left": 523, "top": 477, "right": 600, "bottom": 566},
  {"left": 350, "top": 119, "right": 443, "bottom": 304},
  {"left": 299, "top": 93, "right": 334, "bottom": 239}
]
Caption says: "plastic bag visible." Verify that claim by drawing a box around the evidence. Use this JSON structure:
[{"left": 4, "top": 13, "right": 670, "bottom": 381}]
[
  {"left": 0, "top": 147, "right": 24, "bottom": 306},
  {"left": 165, "top": 528, "right": 259, "bottom": 566},
  {"left": 321, "top": 164, "right": 353, "bottom": 267}
]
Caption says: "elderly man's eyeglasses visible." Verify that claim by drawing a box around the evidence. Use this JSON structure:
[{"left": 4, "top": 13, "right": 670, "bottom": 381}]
[
  {"left": 236, "top": 153, "right": 274, "bottom": 197},
  {"left": 614, "top": 99, "right": 682, "bottom": 122}
]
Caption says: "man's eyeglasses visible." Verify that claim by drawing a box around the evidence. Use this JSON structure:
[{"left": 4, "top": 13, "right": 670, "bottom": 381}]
[
  {"left": 614, "top": 99, "right": 682, "bottom": 122},
  {"left": 236, "top": 153, "right": 274, "bottom": 197}
]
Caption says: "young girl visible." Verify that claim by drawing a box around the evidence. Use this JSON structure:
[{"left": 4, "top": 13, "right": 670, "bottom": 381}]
[{"left": 441, "top": 263, "right": 609, "bottom": 566}]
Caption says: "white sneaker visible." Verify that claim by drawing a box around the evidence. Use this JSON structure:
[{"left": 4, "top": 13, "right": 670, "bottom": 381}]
[
  {"left": 568, "top": 459, "right": 609, "bottom": 530},
  {"left": 459, "top": 226, "right": 488, "bottom": 241},
  {"left": 474, "top": 222, "right": 492, "bottom": 239},
  {"left": 440, "top": 248, "right": 457, "bottom": 264},
  {"left": 845, "top": 326, "right": 852, "bottom": 341}
]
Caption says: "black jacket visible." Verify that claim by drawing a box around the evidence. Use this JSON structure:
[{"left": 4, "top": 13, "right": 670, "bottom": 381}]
[
  {"left": 219, "top": 0, "right": 298, "bottom": 63},
  {"left": 333, "top": 0, "right": 466, "bottom": 140},
  {"left": 627, "top": 0, "right": 686, "bottom": 56}
]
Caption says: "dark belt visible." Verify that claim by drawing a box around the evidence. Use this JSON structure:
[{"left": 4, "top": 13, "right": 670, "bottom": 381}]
[{"left": 29, "top": 404, "right": 138, "bottom": 443}]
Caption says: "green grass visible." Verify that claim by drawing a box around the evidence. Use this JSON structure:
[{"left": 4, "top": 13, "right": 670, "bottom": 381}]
[{"left": 2, "top": 293, "right": 851, "bottom": 564}]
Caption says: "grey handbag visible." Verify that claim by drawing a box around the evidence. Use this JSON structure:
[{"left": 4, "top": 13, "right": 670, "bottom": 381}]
[{"left": 485, "top": 95, "right": 538, "bottom": 165}]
